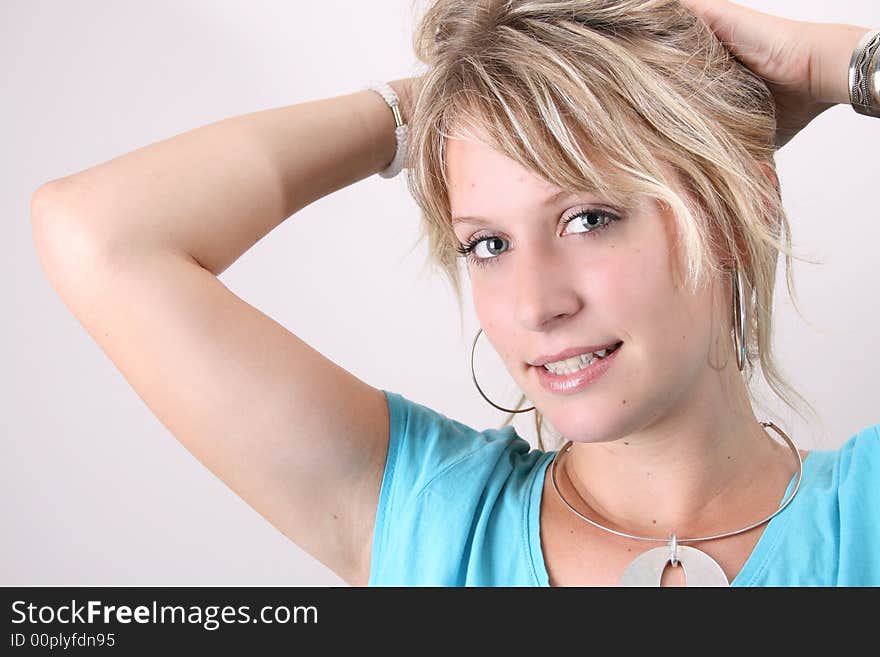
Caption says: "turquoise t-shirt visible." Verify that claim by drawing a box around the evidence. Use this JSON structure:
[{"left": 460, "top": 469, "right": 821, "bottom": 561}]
[{"left": 369, "top": 390, "right": 880, "bottom": 586}]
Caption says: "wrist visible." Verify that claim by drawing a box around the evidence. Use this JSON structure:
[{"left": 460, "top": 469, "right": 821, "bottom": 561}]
[
  {"left": 812, "top": 24, "right": 875, "bottom": 106},
  {"left": 359, "top": 88, "right": 400, "bottom": 176},
  {"left": 365, "top": 81, "right": 409, "bottom": 178},
  {"left": 387, "top": 78, "right": 413, "bottom": 125}
]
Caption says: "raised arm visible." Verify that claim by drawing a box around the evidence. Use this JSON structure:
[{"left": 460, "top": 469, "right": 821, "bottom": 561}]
[
  {"left": 32, "top": 80, "right": 412, "bottom": 275},
  {"left": 30, "top": 79, "right": 414, "bottom": 586}
]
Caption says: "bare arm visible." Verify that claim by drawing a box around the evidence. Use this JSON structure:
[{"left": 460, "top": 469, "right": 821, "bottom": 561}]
[
  {"left": 33, "top": 82, "right": 409, "bottom": 275},
  {"left": 31, "top": 79, "right": 414, "bottom": 586}
]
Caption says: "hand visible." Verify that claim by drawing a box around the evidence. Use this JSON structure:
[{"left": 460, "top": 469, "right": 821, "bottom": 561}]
[{"left": 678, "top": 0, "right": 872, "bottom": 149}]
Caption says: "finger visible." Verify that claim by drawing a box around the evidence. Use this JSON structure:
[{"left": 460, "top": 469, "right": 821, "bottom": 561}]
[
  {"left": 677, "top": 0, "right": 776, "bottom": 37},
  {"left": 677, "top": 0, "right": 796, "bottom": 68}
]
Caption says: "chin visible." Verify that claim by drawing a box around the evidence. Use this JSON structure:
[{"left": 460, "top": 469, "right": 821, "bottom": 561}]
[{"left": 539, "top": 404, "right": 625, "bottom": 446}]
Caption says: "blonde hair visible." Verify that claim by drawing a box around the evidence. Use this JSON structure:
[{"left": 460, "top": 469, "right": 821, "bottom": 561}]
[{"left": 402, "top": 0, "right": 822, "bottom": 451}]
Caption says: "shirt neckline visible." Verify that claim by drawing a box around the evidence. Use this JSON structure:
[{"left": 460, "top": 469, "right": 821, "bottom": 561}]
[{"left": 526, "top": 447, "right": 814, "bottom": 587}]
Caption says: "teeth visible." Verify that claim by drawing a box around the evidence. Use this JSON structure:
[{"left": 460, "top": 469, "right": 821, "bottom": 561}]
[
  {"left": 542, "top": 344, "right": 618, "bottom": 375},
  {"left": 544, "top": 354, "right": 595, "bottom": 375}
]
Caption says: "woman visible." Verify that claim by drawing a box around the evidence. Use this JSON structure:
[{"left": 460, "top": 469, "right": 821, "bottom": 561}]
[{"left": 31, "top": 1, "right": 879, "bottom": 586}]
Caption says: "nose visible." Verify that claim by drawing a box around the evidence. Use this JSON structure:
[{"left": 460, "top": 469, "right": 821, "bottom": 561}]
[{"left": 514, "top": 241, "right": 582, "bottom": 330}]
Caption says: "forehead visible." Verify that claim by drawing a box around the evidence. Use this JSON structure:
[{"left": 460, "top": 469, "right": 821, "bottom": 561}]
[{"left": 445, "top": 137, "right": 557, "bottom": 207}]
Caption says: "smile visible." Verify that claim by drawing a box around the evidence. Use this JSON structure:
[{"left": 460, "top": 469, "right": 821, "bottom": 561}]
[{"left": 533, "top": 342, "right": 623, "bottom": 394}]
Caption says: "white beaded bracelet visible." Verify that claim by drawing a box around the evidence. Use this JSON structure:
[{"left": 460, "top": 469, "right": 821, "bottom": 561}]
[{"left": 366, "top": 81, "right": 409, "bottom": 178}]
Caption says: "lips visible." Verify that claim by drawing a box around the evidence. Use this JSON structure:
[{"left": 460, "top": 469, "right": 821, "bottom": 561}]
[
  {"left": 530, "top": 341, "right": 623, "bottom": 367},
  {"left": 534, "top": 341, "right": 623, "bottom": 394}
]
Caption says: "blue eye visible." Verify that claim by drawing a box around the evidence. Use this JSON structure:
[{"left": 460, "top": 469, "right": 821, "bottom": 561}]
[
  {"left": 561, "top": 209, "right": 617, "bottom": 235},
  {"left": 463, "top": 235, "right": 508, "bottom": 262},
  {"left": 455, "top": 208, "right": 621, "bottom": 269}
]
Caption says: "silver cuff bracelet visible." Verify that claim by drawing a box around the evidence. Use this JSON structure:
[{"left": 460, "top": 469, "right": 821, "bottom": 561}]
[{"left": 849, "top": 28, "right": 880, "bottom": 118}]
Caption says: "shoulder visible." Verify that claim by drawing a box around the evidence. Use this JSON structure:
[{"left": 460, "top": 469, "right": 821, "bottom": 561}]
[
  {"left": 834, "top": 421, "right": 880, "bottom": 486},
  {"left": 370, "top": 390, "right": 550, "bottom": 585},
  {"left": 816, "top": 422, "right": 880, "bottom": 584},
  {"left": 745, "top": 422, "right": 880, "bottom": 586},
  {"left": 800, "top": 421, "right": 880, "bottom": 504},
  {"left": 381, "top": 389, "right": 544, "bottom": 496}
]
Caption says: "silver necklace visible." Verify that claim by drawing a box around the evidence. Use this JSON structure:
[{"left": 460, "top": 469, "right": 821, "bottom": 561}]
[{"left": 549, "top": 421, "right": 803, "bottom": 587}]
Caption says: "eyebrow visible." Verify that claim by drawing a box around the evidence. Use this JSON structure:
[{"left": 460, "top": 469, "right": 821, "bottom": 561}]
[{"left": 451, "top": 189, "right": 580, "bottom": 226}]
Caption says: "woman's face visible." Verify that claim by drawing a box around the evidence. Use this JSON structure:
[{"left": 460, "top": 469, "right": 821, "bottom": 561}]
[{"left": 446, "top": 136, "right": 733, "bottom": 444}]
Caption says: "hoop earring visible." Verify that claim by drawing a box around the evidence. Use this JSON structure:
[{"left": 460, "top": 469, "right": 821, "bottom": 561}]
[
  {"left": 731, "top": 265, "right": 746, "bottom": 372},
  {"left": 470, "top": 328, "right": 536, "bottom": 413}
]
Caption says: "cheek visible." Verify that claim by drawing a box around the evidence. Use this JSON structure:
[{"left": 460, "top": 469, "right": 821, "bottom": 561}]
[
  {"left": 642, "top": 286, "right": 717, "bottom": 377},
  {"left": 598, "top": 250, "right": 702, "bottom": 349},
  {"left": 473, "top": 292, "right": 506, "bottom": 338},
  {"left": 472, "top": 291, "right": 526, "bottom": 366},
  {"left": 472, "top": 288, "right": 495, "bottom": 326}
]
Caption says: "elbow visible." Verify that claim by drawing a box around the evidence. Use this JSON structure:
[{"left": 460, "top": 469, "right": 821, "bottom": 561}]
[
  {"left": 30, "top": 180, "right": 108, "bottom": 282},
  {"left": 30, "top": 179, "right": 80, "bottom": 249},
  {"left": 31, "top": 182, "right": 66, "bottom": 261}
]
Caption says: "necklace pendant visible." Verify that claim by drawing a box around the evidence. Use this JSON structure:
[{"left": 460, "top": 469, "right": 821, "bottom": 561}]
[{"left": 619, "top": 542, "right": 730, "bottom": 587}]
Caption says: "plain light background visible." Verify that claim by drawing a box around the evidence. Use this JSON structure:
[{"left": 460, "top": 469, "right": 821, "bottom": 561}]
[{"left": 5, "top": 0, "right": 879, "bottom": 586}]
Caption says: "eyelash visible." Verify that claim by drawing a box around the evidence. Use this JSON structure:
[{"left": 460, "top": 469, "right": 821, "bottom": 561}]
[{"left": 455, "top": 208, "right": 621, "bottom": 269}]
